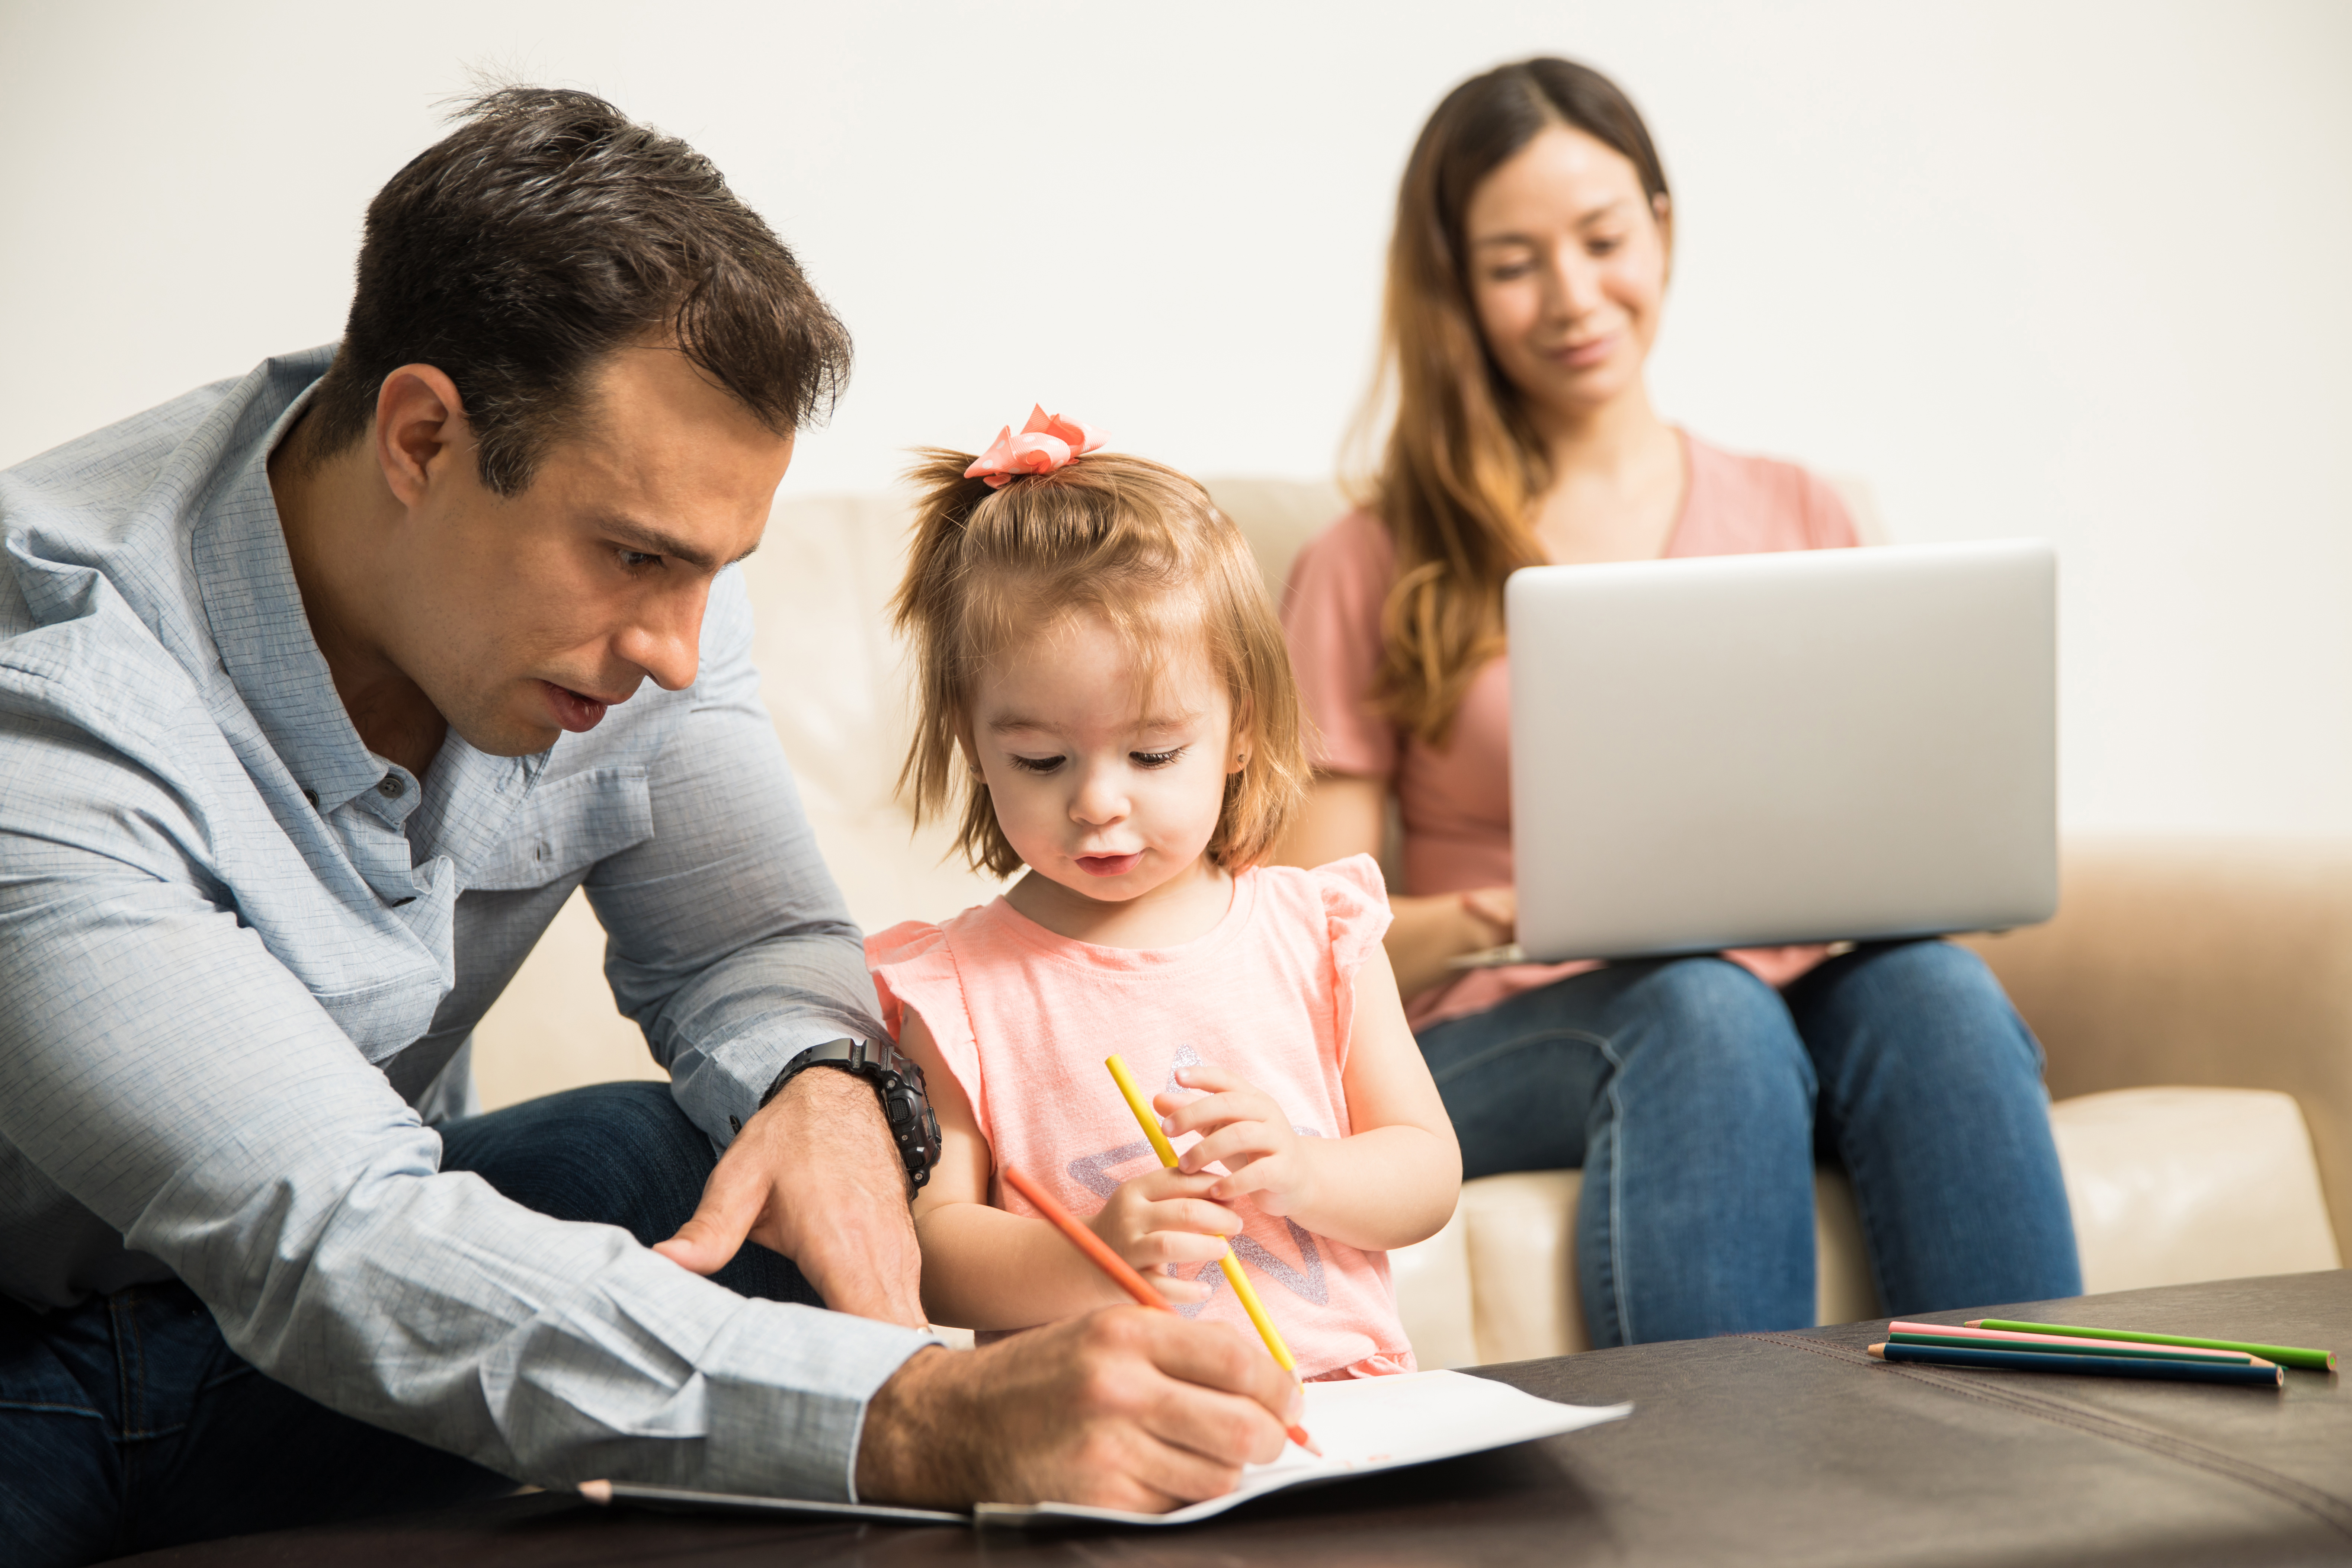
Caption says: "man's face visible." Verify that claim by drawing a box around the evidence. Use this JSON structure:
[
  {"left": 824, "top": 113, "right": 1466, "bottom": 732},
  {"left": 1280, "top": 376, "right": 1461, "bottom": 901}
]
[{"left": 384, "top": 344, "right": 792, "bottom": 757}]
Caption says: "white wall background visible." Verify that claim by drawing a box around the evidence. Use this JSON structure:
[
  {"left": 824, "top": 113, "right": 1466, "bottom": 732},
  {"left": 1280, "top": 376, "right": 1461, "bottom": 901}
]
[{"left": 4, "top": 0, "right": 2347, "bottom": 839}]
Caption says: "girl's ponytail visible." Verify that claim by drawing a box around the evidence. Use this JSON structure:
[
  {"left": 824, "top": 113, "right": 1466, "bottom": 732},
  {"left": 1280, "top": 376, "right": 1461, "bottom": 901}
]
[{"left": 891, "top": 449, "right": 999, "bottom": 844}]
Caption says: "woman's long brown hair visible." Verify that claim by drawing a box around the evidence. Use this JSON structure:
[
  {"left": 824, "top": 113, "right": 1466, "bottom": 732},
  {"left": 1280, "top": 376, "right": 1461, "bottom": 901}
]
[{"left": 1365, "top": 58, "right": 1670, "bottom": 746}]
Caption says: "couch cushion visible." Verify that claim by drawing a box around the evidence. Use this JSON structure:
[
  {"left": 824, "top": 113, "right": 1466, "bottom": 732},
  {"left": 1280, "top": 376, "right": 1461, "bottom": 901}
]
[
  {"left": 2051, "top": 1085, "right": 2341, "bottom": 1291},
  {"left": 1963, "top": 837, "right": 2352, "bottom": 1268}
]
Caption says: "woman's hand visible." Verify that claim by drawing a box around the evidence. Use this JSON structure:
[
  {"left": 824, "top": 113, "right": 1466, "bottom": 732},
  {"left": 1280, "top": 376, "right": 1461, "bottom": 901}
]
[
  {"left": 1457, "top": 885, "right": 1517, "bottom": 945},
  {"left": 1086, "top": 1167, "right": 1240, "bottom": 1304},
  {"left": 1722, "top": 945, "right": 1834, "bottom": 989},
  {"left": 1156, "top": 1066, "right": 1319, "bottom": 1218}
]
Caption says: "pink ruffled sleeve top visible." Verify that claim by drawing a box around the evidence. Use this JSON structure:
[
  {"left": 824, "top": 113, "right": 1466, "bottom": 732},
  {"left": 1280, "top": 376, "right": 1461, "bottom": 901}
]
[
  {"left": 1281, "top": 432, "right": 1858, "bottom": 1030},
  {"left": 865, "top": 853, "right": 1415, "bottom": 1380}
]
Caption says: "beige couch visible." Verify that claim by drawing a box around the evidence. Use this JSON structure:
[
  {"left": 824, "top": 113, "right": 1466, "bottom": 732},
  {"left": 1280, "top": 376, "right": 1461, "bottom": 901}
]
[{"left": 470, "top": 481, "right": 2345, "bottom": 1366}]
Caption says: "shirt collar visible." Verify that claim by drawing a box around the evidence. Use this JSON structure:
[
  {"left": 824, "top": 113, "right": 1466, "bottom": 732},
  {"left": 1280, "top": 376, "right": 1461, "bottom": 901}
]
[{"left": 191, "top": 358, "right": 391, "bottom": 814}]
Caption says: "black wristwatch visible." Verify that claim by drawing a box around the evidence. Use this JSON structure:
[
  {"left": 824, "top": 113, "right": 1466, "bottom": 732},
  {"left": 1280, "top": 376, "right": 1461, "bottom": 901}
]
[{"left": 760, "top": 1037, "right": 943, "bottom": 1191}]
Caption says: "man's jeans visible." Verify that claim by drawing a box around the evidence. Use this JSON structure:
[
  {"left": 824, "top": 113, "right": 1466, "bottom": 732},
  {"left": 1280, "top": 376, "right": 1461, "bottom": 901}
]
[
  {"left": 1415, "top": 939, "right": 2082, "bottom": 1347},
  {"left": 0, "top": 1081, "right": 817, "bottom": 1567}
]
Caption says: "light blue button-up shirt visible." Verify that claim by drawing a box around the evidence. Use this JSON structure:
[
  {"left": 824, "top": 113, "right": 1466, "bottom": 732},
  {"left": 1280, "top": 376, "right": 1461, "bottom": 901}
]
[{"left": 0, "top": 347, "right": 931, "bottom": 1498}]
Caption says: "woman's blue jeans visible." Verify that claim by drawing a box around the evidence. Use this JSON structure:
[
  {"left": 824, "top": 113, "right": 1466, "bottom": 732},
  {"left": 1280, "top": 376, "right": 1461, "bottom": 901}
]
[
  {"left": 1414, "top": 939, "right": 2080, "bottom": 1346},
  {"left": 0, "top": 1081, "right": 818, "bottom": 1567}
]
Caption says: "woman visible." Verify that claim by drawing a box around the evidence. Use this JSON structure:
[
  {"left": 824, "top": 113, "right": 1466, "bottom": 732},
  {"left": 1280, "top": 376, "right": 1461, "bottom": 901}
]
[{"left": 1278, "top": 57, "right": 2079, "bottom": 1345}]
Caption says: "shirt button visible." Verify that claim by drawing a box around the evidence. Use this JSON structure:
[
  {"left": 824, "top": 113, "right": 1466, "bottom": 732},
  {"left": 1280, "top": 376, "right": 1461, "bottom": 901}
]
[{"left": 377, "top": 776, "right": 405, "bottom": 798}]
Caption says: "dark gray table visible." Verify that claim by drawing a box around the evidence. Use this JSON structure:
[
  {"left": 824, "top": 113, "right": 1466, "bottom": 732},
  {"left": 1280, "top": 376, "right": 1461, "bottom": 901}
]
[{"left": 112, "top": 1270, "right": 2352, "bottom": 1566}]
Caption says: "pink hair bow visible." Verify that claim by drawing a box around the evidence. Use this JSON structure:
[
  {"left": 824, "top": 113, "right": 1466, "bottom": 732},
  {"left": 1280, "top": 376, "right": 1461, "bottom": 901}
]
[{"left": 965, "top": 405, "right": 1107, "bottom": 488}]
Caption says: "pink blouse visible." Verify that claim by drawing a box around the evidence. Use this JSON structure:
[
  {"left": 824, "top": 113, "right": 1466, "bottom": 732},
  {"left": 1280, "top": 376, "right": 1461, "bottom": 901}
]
[
  {"left": 866, "top": 855, "right": 1415, "bottom": 1379},
  {"left": 1281, "top": 430, "right": 1859, "bottom": 1029}
]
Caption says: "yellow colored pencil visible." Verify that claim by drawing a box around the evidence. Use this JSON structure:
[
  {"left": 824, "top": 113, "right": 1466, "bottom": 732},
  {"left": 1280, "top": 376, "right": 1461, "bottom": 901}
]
[{"left": 1103, "top": 1054, "right": 1301, "bottom": 1376}]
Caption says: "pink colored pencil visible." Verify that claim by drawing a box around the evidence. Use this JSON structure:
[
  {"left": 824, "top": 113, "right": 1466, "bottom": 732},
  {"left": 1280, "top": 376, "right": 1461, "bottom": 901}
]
[{"left": 1887, "top": 1321, "right": 2271, "bottom": 1366}]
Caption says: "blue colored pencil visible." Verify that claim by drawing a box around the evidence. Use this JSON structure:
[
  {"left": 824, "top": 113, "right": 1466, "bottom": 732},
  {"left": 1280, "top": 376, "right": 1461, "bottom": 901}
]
[{"left": 1869, "top": 1341, "right": 2282, "bottom": 1387}]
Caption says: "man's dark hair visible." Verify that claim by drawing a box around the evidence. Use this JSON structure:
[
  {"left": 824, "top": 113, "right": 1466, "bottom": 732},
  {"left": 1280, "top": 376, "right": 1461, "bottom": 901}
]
[{"left": 304, "top": 86, "right": 850, "bottom": 494}]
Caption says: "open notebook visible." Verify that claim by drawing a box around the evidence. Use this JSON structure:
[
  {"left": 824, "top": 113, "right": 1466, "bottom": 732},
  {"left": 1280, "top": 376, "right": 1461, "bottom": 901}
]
[{"left": 586, "top": 1370, "right": 1631, "bottom": 1529}]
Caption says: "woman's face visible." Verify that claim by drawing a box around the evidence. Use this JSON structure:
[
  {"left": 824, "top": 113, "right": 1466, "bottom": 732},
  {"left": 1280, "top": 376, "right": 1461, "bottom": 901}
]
[{"left": 1462, "top": 124, "right": 1671, "bottom": 423}]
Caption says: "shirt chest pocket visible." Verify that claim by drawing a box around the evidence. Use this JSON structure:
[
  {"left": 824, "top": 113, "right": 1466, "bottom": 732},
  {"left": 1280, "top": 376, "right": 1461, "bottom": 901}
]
[{"left": 467, "top": 765, "right": 656, "bottom": 892}]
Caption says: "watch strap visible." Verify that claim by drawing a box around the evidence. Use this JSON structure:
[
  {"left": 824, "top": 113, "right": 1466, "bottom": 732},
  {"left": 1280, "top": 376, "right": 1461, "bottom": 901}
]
[{"left": 759, "top": 1037, "right": 943, "bottom": 1190}]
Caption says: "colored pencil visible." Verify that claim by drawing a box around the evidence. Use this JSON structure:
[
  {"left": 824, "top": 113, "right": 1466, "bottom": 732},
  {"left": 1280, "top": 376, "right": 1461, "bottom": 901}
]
[
  {"left": 1103, "top": 1054, "right": 1305, "bottom": 1381},
  {"left": 1967, "top": 1318, "right": 2337, "bottom": 1373},
  {"left": 1886, "top": 1321, "right": 2265, "bottom": 1364},
  {"left": 999, "top": 1163, "right": 1321, "bottom": 1456},
  {"left": 1889, "top": 1330, "right": 2272, "bottom": 1369},
  {"left": 1870, "top": 1342, "right": 2282, "bottom": 1387}
]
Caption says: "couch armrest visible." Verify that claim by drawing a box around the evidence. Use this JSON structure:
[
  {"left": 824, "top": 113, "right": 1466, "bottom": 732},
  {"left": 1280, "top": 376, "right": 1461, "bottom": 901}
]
[{"left": 1961, "top": 837, "right": 2352, "bottom": 1264}]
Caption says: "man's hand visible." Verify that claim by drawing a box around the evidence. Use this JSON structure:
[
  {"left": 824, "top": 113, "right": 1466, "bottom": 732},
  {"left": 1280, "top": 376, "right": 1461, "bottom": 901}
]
[
  {"left": 653, "top": 1066, "right": 925, "bottom": 1327},
  {"left": 1085, "top": 1167, "right": 1239, "bottom": 1305},
  {"left": 855, "top": 1306, "right": 1298, "bottom": 1511}
]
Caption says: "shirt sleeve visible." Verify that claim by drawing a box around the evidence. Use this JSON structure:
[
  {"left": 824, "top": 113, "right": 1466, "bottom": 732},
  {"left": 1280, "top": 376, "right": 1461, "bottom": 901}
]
[
  {"left": 1280, "top": 512, "right": 1401, "bottom": 781},
  {"left": 0, "top": 679, "right": 933, "bottom": 1500},
  {"left": 866, "top": 920, "right": 988, "bottom": 1143},
  {"left": 585, "top": 567, "right": 893, "bottom": 1149},
  {"left": 1310, "top": 853, "right": 1396, "bottom": 1072}
]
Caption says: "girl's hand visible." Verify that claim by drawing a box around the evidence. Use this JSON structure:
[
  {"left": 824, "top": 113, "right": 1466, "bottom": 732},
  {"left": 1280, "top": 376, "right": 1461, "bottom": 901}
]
[
  {"left": 1084, "top": 1167, "right": 1239, "bottom": 1305},
  {"left": 1156, "top": 1067, "right": 1315, "bottom": 1217}
]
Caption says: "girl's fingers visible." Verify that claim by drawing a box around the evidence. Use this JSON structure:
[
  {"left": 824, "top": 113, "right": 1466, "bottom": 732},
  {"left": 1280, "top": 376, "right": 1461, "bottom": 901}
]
[
  {"left": 1207, "top": 1165, "right": 1296, "bottom": 1213},
  {"left": 1150, "top": 1272, "right": 1214, "bottom": 1305},
  {"left": 1131, "top": 1228, "right": 1236, "bottom": 1266},
  {"left": 1178, "top": 1123, "right": 1279, "bottom": 1175},
  {"left": 1171, "top": 1065, "right": 1249, "bottom": 1094},
  {"left": 1132, "top": 1167, "right": 1224, "bottom": 1199},
  {"left": 1147, "top": 1197, "right": 1240, "bottom": 1236},
  {"left": 1158, "top": 1091, "right": 1246, "bottom": 1139}
]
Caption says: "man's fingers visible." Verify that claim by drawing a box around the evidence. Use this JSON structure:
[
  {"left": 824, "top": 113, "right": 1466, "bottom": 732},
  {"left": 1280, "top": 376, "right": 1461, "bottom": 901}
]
[
  {"left": 1119, "top": 1317, "right": 1294, "bottom": 1466},
  {"left": 654, "top": 1157, "right": 764, "bottom": 1276},
  {"left": 1100, "top": 1433, "right": 1252, "bottom": 1509}
]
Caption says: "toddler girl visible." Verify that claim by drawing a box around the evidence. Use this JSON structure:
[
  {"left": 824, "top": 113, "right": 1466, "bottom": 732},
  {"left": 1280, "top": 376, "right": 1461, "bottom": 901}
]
[{"left": 866, "top": 410, "right": 1461, "bottom": 1379}]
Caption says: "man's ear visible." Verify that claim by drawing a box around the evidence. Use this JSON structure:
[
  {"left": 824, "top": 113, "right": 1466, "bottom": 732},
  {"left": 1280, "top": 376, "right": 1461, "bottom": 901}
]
[{"left": 372, "top": 364, "right": 472, "bottom": 510}]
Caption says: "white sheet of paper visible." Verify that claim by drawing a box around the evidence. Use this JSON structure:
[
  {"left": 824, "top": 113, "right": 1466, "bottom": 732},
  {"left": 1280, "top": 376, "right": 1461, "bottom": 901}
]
[
  {"left": 593, "top": 1372, "right": 1628, "bottom": 1530},
  {"left": 975, "top": 1370, "right": 1631, "bottom": 1526}
]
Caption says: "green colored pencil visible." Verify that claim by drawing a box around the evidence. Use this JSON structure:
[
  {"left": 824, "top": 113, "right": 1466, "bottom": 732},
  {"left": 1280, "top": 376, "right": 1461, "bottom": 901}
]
[
  {"left": 1968, "top": 1318, "right": 2336, "bottom": 1373},
  {"left": 1892, "top": 1331, "right": 2273, "bottom": 1368}
]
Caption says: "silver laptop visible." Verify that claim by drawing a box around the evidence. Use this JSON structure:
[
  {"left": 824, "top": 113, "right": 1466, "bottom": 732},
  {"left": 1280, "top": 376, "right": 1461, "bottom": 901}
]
[{"left": 1505, "top": 539, "right": 2056, "bottom": 963}]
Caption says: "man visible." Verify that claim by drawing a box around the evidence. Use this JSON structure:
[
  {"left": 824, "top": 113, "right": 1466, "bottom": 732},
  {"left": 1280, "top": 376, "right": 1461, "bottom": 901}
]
[{"left": 0, "top": 88, "right": 1294, "bottom": 1564}]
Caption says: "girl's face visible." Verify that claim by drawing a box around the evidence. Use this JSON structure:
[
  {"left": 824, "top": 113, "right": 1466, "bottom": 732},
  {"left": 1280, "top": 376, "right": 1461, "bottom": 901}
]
[
  {"left": 966, "top": 609, "right": 1243, "bottom": 907},
  {"left": 1462, "top": 123, "right": 1672, "bottom": 425}
]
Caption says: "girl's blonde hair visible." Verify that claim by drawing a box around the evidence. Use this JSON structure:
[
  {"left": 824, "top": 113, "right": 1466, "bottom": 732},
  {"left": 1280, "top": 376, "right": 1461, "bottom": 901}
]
[{"left": 893, "top": 448, "right": 1309, "bottom": 879}]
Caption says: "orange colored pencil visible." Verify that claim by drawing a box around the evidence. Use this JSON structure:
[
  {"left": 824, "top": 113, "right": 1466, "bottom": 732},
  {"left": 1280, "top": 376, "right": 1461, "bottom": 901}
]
[{"left": 1000, "top": 1163, "right": 1320, "bottom": 1457}]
